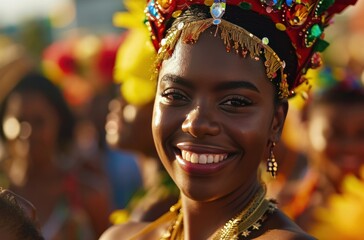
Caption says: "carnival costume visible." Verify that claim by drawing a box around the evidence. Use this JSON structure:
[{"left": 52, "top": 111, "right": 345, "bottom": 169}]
[{"left": 130, "top": 0, "right": 356, "bottom": 239}]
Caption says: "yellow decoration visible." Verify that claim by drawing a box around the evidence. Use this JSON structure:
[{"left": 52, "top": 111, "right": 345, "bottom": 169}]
[
  {"left": 113, "top": 0, "right": 146, "bottom": 30},
  {"left": 275, "top": 23, "right": 287, "bottom": 31},
  {"left": 204, "top": 0, "right": 214, "bottom": 6},
  {"left": 288, "top": 68, "right": 320, "bottom": 110},
  {"left": 288, "top": 5, "right": 310, "bottom": 26},
  {"left": 172, "top": 10, "right": 182, "bottom": 18},
  {"left": 113, "top": 0, "right": 157, "bottom": 106},
  {"left": 42, "top": 60, "right": 65, "bottom": 85},
  {"left": 157, "top": 0, "right": 172, "bottom": 9},
  {"left": 310, "top": 167, "right": 364, "bottom": 240},
  {"left": 114, "top": 30, "right": 155, "bottom": 83},
  {"left": 120, "top": 76, "right": 156, "bottom": 106},
  {"left": 109, "top": 209, "right": 130, "bottom": 224},
  {"left": 114, "top": 29, "right": 156, "bottom": 106}
]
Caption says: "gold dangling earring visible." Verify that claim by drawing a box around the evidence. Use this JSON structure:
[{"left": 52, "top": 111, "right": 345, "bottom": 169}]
[{"left": 267, "top": 142, "right": 278, "bottom": 178}]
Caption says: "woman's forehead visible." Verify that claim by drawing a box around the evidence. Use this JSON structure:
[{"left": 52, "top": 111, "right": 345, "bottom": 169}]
[{"left": 159, "top": 31, "right": 268, "bottom": 86}]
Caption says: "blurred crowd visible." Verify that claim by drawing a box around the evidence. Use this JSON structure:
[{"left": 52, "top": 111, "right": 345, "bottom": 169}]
[{"left": 1, "top": 0, "right": 364, "bottom": 239}]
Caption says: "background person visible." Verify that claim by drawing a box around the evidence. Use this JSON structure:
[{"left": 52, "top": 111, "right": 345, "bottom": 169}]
[
  {"left": 107, "top": 0, "right": 179, "bottom": 223},
  {"left": 0, "top": 72, "right": 111, "bottom": 239}
]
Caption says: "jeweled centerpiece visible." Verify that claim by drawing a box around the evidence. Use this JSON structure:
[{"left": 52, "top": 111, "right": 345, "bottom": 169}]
[{"left": 210, "top": 0, "right": 226, "bottom": 25}]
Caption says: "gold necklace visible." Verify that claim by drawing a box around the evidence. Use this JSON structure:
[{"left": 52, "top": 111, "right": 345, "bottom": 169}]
[{"left": 160, "top": 184, "right": 276, "bottom": 240}]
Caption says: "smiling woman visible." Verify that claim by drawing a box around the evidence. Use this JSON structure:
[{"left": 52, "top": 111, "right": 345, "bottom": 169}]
[
  {"left": 100, "top": 1, "right": 356, "bottom": 239},
  {"left": 154, "top": 32, "right": 282, "bottom": 202}
]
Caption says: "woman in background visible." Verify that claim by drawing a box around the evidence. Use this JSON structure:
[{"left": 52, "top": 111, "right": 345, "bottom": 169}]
[
  {"left": 0, "top": 72, "right": 110, "bottom": 239},
  {"left": 281, "top": 67, "right": 364, "bottom": 232},
  {"left": 107, "top": 1, "right": 179, "bottom": 222}
]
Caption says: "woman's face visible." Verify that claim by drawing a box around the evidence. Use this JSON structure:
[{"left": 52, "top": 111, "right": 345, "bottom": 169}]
[
  {"left": 307, "top": 103, "right": 364, "bottom": 186},
  {"left": 152, "top": 31, "right": 287, "bottom": 201},
  {"left": 4, "top": 92, "right": 60, "bottom": 163}
]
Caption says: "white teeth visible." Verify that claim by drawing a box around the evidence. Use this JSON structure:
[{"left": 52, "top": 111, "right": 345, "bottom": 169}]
[
  {"left": 185, "top": 151, "right": 191, "bottom": 162},
  {"left": 207, "top": 155, "right": 214, "bottom": 163},
  {"left": 199, "top": 155, "right": 207, "bottom": 164},
  {"left": 180, "top": 150, "right": 228, "bottom": 164},
  {"left": 191, "top": 153, "right": 199, "bottom": 163}
]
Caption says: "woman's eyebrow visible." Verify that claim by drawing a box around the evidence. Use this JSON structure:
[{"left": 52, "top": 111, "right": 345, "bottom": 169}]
[
  {"left": 161, "top": 74, "right": 193, "bottom": 89},
  {"left": 215, "top": 81, "right": 260, "bottom": 93},
  {"left": 160, "top": 75, "right": 259, "bottom": 93}
]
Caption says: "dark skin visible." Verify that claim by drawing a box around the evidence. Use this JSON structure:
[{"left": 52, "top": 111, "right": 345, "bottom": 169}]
[
  {"left": 0, "top": 189, "right": 44, "bottom": 240},
  {"left": 100, "top": 30, "right": 315, "bottom": 240}
]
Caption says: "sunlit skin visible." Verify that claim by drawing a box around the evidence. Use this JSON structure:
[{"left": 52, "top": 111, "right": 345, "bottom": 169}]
[
  {"left": 307, "top": 103, "right": 364, "bottom": 191},
  {"left": 100, "top": 29, "right": 315, "bottom": 240}
]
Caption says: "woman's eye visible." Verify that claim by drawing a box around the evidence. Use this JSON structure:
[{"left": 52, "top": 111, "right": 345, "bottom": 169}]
[
  {"left": 161, "top": 89, "right": 189, "bottom": 104},
  {"left": 221, "top": 96, "right": 252, "bottom": 107}
]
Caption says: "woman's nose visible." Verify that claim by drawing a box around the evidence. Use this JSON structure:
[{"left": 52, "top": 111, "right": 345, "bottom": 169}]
[{"left": 182, "top": 106, "right": 220, "bottom": 138}]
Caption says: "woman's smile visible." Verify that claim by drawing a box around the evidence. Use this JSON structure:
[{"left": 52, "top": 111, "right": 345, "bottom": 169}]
[
  {"left": 173, "top": 143, "right": 240, "bottom": 175},
  {"left": 181, "top": 150, "right": 228, "bottom": 164}
]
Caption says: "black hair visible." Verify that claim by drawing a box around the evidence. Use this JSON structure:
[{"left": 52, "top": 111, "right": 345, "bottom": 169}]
[
  {"left": 0, "top": 72, "right": 75, "bottom": 149},
  {"left": 166, "top": 4, "right": 297, "bottom": 102},
  {"left": 301, "top": 86, "right": 364, "bottom": 123},
  {"left": 312, "top": 88, "right": 364, "bottom": 106},
  {"left": 0, "top": 194, "right": 44, "bottom": 240}
]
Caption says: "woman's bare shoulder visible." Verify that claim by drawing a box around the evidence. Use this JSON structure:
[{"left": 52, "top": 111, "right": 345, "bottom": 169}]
[
  {"left": 259, "top": 229, "right": 316, "bottom": 240},
  {"left": 99, "top": 222, "right": 149, "bottom": 240},
  {"left": 259, "top": 209, "right": 317, "bottom": 240}
]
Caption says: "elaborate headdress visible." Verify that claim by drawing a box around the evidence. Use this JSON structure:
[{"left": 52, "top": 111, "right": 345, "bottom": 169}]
[{"left": 145, "top": 0, "right": 357, "bottom": 98}]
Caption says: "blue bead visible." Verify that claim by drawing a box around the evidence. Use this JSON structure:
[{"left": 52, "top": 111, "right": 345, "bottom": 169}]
[
  {"left": 286, "top": 0, "right": 293, "bottom": 6},
  {"left": 147, "top": 0, "right": 159, "bottom": 17},
  {"left": 213, "top": 19, "right": 221, "bottom": 25}
]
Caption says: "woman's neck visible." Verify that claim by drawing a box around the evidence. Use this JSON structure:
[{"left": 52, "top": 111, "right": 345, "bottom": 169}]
[{"left": 181, "top": 179, "right": 262, "bottom": 240}]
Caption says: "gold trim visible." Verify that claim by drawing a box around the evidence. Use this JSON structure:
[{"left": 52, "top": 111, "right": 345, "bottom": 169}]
[{"left": 154, "top": 18, "right": 288, "bottom": 98}]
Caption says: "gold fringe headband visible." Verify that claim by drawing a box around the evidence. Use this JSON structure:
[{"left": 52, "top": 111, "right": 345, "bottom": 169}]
[{"left": 153, "top": 18, "right": 289, "bottom": 99}]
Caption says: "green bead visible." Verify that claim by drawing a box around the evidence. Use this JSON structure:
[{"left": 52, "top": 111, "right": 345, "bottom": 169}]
[
  {"left": 307, "top": 24, "right": 323, "bottom": 44},
  {"left": 239, "top": 2, "right": 252, "bottom": 10},
  {"left": 314, "top": 39, "right": 330, "bottom": 52},
  {"left": 316, "top": 0, "right": 335, "bottom": 15},
  {"left": 311, "top": 24, "right": 322, "bottom": 38},
  {"left": 262, "top": 37, "right": 270, "bottom": 45}
]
